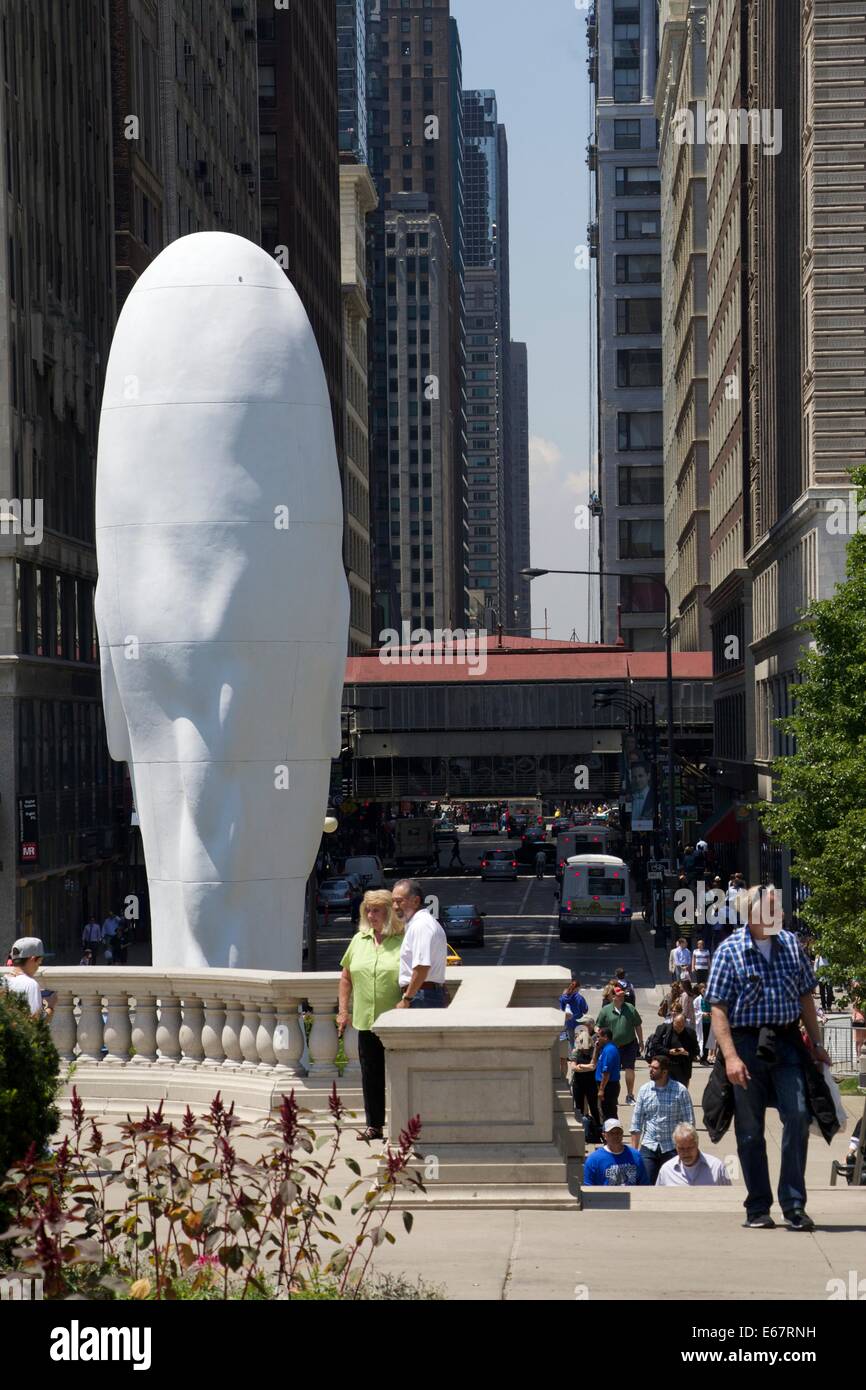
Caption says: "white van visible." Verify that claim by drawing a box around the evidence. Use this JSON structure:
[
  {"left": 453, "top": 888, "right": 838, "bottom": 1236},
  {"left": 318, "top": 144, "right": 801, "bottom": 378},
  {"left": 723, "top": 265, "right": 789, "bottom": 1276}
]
[
  {"left": 342, "top": 856, "right": 385, "bottom": 889},
  {"left": 555, "top": 826, "right": 611, "bottom": 879},
  {"left": 558, "top": 854, "right": 631, "bottom": 942}
]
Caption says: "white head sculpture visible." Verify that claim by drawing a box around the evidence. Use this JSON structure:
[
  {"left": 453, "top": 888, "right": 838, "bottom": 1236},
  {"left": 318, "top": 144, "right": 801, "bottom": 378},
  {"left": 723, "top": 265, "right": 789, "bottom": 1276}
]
[{"left": 95, "top": 233, "right": 349, "bottom": 969}]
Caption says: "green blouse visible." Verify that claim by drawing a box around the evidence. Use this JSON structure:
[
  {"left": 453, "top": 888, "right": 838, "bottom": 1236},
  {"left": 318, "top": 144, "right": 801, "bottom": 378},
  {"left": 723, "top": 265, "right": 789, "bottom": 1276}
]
[{"left": 340, "top": 929, "right": 403, "bottom": 1032}]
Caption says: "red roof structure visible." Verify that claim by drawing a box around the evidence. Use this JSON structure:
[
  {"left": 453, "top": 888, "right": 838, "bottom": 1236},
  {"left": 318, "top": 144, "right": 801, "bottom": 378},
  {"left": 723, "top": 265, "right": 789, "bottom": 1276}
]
[{"left": 345, "top": 638, "right": 712, "bottom": 685}]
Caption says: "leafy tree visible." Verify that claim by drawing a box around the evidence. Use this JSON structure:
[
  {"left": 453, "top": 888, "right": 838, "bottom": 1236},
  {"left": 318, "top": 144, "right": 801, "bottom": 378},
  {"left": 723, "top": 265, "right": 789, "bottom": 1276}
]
[{"left": 759, "top": 465, "right": 866, "bottom": 991}]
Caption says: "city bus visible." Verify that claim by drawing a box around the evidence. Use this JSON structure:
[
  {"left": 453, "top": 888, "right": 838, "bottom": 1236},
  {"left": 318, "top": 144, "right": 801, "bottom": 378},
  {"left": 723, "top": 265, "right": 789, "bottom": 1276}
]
[{"left": 557, "top": 854, "right": 632, "bottom": 942}]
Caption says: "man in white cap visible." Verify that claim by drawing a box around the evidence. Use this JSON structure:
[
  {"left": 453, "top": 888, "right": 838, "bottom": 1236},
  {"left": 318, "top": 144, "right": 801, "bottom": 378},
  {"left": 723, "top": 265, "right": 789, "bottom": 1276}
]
[
  {"left": 4, "top": 937, "right": 55, "bottom": 1019},
  {"left": 582, "top": 1118, "right": 650, "bottom": 1186}
]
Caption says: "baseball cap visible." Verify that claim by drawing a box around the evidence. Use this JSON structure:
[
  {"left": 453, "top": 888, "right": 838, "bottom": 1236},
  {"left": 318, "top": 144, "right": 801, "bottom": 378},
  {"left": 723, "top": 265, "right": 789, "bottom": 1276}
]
[
  {"left": 10, "top": 936, "right": 46, "bottom": 962},
  {"left": 603, "top": 1118, "right": 623, "bottom": 1133}
]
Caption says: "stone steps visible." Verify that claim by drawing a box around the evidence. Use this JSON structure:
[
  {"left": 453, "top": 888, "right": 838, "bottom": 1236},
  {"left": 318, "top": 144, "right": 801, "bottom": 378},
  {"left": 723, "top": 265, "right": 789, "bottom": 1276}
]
[{"left": 581, "top": 1186, "right": 866, "bottom": 1213}]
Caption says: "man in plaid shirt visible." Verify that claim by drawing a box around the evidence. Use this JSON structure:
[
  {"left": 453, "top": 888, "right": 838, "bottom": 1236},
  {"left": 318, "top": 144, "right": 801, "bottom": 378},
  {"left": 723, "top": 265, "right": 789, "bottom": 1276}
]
[
  {"left": 706, "top": 884, "right": 832, "bottom": 1231},
  {"left": 630, "top": 1054, "right": 695, "bottom": 1183}
]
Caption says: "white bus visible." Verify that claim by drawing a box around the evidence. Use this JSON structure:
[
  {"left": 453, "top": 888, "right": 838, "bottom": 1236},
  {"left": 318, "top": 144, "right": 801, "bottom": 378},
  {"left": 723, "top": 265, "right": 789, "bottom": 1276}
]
[{"left": 557, "top": 854, "right": 632, "bottom": 942}]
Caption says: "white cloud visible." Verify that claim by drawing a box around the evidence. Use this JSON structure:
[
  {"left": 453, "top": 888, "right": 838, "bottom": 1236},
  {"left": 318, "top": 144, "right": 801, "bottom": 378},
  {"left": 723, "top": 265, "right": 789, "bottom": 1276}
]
[
  {"left": 529, "top": 435, "right": 562, "bottom": 479},
  {"left": 564, "top": 469, "right": 591, "bottom": 497}
]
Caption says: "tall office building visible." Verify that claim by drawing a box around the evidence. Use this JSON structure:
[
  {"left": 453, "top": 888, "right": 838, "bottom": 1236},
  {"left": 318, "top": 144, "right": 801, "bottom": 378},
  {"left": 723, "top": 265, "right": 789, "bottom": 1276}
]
[
  {"left": 112, "top": 0, "right": 261, "bottom": 308},
  {"left": 748, "top": 0, "right": 866, "bottom": 891},
  {"left": 463, "top": 90, "right": 507, "bottom": 625},
  {"left": 656, "top": 0, "right": 710, "bottom": 652},
  {"left": 337, "top": 0, "right": 367, "bottom": 163},
  {"left": 703, "top": 0, "right": 755, "bottom": 842},
  {"left": 589, "top": 0, "right": 667, "bottom": 650},
  {"left": 257, "top": 0, "right": 344, "bottom": 476},
  {"left": 365, "top": 0, "right": 466, "bottom": 634},
  {"left": 508, "top": 342, "right": 531, "bottom": 635},
  {"left": 0, "top": 1, "right": 119, "bottom": 951},
  {"left": 339, "top": 0, "right": 377, "bottom": 652}
]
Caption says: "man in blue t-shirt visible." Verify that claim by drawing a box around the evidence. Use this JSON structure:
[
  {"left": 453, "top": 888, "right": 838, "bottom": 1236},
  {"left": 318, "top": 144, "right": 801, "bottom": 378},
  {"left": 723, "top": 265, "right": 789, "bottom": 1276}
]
[
  {"left": 583, "top": 1119, "right": 650, "bottom": 1186},
  {"left": 595, "top": 1025, "right": 622, "bottom": 1120}
]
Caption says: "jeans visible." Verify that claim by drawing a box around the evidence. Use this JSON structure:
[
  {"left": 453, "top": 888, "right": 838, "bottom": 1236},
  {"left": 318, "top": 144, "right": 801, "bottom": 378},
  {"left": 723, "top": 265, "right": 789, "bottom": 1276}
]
[
  {"left": 640, "top": 1145, "right": 676, "bottom": 1185},
  {"left": 357, "top": 1029, "right": 386, "bottom": 1130},
  {"left": 408, "top": 985, "right": 448, "bottom": 1009},
  {"left": 572, "top": 1071, "right": 601, "bottom": 1130},
  {"left": 598, "top": 1080, "right": 621, "bottom": 1120},
  {"left": 731, "top": 1029, "right": 811, "bottom": 1219}
]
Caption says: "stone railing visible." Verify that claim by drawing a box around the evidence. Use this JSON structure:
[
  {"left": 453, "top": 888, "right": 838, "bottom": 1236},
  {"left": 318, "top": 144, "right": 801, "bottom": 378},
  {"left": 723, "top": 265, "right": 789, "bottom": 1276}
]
[
  {"left": 4, "top": 964, "right": 584, "bottom": 1204},
  {"left": 2, "top": 967, "right": 359, "bottom": 1118}
]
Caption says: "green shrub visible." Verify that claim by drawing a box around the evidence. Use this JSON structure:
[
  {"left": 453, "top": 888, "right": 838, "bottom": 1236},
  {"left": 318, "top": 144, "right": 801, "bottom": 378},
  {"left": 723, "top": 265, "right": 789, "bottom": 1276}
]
[{"left": 0, "top": 990, "right": 59, "bottom": 1178}]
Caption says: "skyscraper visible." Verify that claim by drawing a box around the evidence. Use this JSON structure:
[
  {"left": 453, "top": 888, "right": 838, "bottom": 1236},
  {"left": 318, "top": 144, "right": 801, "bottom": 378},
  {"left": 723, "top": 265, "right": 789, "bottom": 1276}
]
[
  {"left": 508, "top": 342, "right": 531, "bottom": 636},
  {"left": 112, "top": 0, "right": 261, "bottom": 308},
  {"left": 747, "top": 0, "right": 865, "bottom": 894},
  {"left": 589, "top": 0, "right": 666, "bottom": 650},
  {"left": 656, "top": 0, "right": 711, "bottom": 652},
  {"left": 339, "top": 0, "right": 377, "bottom": 652},
  {"left": 337, "top": 0, "right": 368, "bottom": 164},
  {"left": 365, "top": 0, "right": 466, "bottom": 634},
  {"left": 463, "top": 90, "right": 507, "bottom": 625},
  {"left": 257, "top": 0, "right": 344, "bottom": 478},
  {"left": 0, "top": 0, "right": 119, "bottom": 950},
  {"left": 703, "top": 0, "right": 754, "bottom": 837}
]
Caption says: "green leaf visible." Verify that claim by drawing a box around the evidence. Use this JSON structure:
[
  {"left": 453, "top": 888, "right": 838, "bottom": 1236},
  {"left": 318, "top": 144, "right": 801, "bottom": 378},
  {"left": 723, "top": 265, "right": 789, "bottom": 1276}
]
[
  {"left": 345, "top": 1158, "right": 362, "bottom": 1175},
  {"left": 323, "top": 1195, "right": 342, "bottom": 1211},
  {"left": 402, "top": 1211, "right": 414, "bottom": 1233}
]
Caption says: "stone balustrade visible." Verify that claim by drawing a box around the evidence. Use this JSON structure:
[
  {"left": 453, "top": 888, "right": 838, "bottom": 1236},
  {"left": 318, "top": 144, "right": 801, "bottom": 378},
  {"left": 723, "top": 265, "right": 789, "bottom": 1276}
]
[
  {"left": 3, "top": 963, "right": 584, "bottom": 1203},
  {"left": 1, "top": 967, "right": 360, "bottom": 1119}
]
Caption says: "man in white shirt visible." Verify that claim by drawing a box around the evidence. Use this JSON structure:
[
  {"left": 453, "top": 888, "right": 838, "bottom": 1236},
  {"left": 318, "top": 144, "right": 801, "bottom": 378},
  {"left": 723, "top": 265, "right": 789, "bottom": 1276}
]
[
  {"left": 392, "top": 879, "right": 448, "bottom": 1009},
  {"left": 82, "top": 915, "right": 102, "bottom": 952},
  {"left": 3, "top": 937, "right": 55, "bottom": 1019},
  {"left": 656, "top": 1122, "right": 732, "bottom": 1187}
]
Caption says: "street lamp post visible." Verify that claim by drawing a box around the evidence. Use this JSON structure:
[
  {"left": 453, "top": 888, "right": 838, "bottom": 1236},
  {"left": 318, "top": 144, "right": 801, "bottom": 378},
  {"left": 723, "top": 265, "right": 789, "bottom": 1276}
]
[{"left": 523, "top": 567, "right": 679, "bottom": 873}]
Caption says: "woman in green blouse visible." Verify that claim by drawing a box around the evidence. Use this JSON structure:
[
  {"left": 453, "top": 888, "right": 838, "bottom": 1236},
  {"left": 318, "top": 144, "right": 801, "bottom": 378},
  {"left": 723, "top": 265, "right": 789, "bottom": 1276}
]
[{"left": 337, "top": 888, "right": 404, "bottom": 1141}]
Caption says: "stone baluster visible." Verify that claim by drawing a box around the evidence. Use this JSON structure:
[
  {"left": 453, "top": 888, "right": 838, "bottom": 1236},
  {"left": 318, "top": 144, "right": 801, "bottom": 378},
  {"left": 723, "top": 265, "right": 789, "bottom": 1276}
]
[
  {"left": 49, "top": 992, "right": 77, "bottom": 1064},
  {"left": 221, "top": 1002, "right": 244, "bottom": 1070},
  {"left": 256, "top": 1004, "right": 277, "bottom": 1070},
  {"left": 76, "top": 992, "right": 105, "bottom": 1063},
  {"left": 156, "top": 997, "right": 182, "bottom": 1064},
  {"left": 130, "top": 994, "right": 158, "bottom": 1065},
  {"left": 179, "top": 997, "right": 205, "bottom": 1068},
  {"left": 307, "top": 999, "right": 339, "bottom": 1077},
  {"left": 201, "top": 998, "right": 227, "bottom": 1069},
  {"left": 341, "top": 1022, "right": 362, "bottom": 1081},
  {"left": 273, "top": 1000, "right": 306, "bottom": 1076},
  {"left": 239, "top": 1004, "right": 261, "bottom": 1069},
  {"left": 103, "top": 994, "right": 133, "bottom": 1065}
]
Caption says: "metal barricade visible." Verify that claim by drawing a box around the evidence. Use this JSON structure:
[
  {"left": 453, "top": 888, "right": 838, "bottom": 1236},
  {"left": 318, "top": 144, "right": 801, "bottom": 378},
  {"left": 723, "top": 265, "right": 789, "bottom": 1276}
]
[{"left": 821, "top": 1016, "right": 857, "bottom": 1076}]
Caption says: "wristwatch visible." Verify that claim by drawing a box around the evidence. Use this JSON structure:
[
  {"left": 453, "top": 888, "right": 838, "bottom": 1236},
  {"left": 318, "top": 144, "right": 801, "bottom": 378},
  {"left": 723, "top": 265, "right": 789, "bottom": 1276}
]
[{"left": 402, "top": 991, "right": 415, "bottom": 1002}]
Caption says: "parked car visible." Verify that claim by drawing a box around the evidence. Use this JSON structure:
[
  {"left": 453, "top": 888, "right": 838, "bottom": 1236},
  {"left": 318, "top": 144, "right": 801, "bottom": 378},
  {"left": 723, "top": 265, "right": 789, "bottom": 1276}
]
[
  {"left": 480, "top": 848, "right": 519, "bottom": 881},
  {"left": 316, "top": 878, "right": 353, "bottom": 912},
  {"left": 434, "top": 820, "right": 457, "bottom": 840},
  {"left": 441, "top": 903, "right": 486, "bottom": 948}
]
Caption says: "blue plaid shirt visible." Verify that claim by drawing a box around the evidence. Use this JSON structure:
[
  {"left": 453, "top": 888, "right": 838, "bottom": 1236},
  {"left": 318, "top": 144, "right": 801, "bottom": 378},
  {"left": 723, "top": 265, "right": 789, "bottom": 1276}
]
[
  {"left": 705, "top": 927, "right": 816, "bottom": 1028},
  {"left": 631, "top": 1079, "right": 695, "bottom": 1152}
]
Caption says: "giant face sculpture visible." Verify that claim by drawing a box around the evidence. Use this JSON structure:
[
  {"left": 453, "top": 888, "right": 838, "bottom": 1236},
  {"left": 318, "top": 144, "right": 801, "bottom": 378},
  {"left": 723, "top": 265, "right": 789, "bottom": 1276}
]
[{"left": 95, "top": 233, "right": 349, "bottom": 969}]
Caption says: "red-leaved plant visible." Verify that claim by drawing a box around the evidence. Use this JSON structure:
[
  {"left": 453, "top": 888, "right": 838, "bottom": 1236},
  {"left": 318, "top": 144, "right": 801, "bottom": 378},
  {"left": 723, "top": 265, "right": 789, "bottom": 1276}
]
[{"left": 0, "top": 1085, "right": 424, "bottom": 1300}]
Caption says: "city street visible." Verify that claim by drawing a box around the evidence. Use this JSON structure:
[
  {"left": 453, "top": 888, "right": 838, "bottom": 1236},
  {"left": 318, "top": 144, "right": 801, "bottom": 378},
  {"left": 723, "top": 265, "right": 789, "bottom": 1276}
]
[{"left": 316, "top": 832, "right": 655, "bottom": 986}]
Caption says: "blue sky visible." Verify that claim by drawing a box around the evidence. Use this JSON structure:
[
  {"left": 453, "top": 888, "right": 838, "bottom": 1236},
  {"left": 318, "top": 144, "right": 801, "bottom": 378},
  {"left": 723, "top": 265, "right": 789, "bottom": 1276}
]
[{"left": 451, "top": 0, "right": 597, "bottom": 640}]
